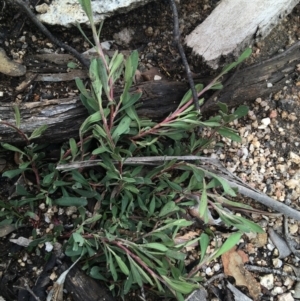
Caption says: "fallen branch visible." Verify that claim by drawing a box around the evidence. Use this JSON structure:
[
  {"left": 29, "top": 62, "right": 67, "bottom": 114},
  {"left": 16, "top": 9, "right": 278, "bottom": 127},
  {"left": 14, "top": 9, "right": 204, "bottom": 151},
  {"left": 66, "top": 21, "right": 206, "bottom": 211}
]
[
  {"left": 169, "top": 0, "right": 199, "bottom": 111},
  {"left": 56, "top": 155, "right": 300, "bottom": 221},
  {"left": 245, "top": 264, "right": 300, "bottom": 281},
  {"left": 9, "top": 0, "right": 90, "bottom": 69}
]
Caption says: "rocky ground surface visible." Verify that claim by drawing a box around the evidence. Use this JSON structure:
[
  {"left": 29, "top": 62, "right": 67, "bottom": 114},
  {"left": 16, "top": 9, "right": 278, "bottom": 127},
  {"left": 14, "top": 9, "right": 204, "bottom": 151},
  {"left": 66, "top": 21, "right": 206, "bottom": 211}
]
[{"left": 0, "top": 0, "right": 300, "bottom": 300}]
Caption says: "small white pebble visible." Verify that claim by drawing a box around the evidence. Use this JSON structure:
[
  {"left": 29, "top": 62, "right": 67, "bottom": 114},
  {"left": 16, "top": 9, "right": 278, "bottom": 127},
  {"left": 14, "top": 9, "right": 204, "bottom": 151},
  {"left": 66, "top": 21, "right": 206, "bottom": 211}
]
[
  {"left": 261, "top": 274, "right": 274, "bottom": 290},
  {"left": 45, "top": 241, "right": 54, "bottom": 252},
  {"left": 284, "top": 277, "right": 294, "bottom": 289},
  {"left": 267, "top": 82, "right": 273, "bottom": 88},
  {"left": 39, "top": 203, "right": 45, "bottom": 210},
  {"left": 271, "top": 286, "right": 284, "bottom": 295},
  {"left": 277, "top": 292, "right": 294, "bottom": 301},
  {"left": 258, "top": 118, "right": 271, "bottom": 129},
  {"left": 272, "top": 258, "right": 283, "bottom": 268},
  {"left": 214, "top": 263, "right": 221, "bottom": 272},
  {"left": 267, "top": 243, "right": 275, "bottom": 251}
]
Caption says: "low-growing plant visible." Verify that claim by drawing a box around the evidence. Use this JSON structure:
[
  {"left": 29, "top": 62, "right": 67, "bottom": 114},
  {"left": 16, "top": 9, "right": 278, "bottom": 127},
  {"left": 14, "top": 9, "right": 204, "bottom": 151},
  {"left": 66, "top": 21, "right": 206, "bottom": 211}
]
[{"left": 0, "top": 0, "right": 263, "bottom": 300}]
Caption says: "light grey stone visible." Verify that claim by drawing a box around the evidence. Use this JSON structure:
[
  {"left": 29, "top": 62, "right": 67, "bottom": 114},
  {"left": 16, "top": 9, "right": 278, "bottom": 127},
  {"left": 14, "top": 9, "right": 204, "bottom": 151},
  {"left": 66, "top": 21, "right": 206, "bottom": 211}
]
[{"left": 37, "top": 0, "right": 155, "bottom": 28}]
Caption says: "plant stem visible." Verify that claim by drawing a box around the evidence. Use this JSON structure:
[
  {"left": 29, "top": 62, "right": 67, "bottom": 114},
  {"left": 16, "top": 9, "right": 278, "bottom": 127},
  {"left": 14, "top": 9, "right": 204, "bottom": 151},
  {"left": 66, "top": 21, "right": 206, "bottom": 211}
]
[
  {"left": 0, "top": 121, "right": 30, "bottom": 144},
  {"left": 112, "top": 240, "right": 164, "bottom": 282}
]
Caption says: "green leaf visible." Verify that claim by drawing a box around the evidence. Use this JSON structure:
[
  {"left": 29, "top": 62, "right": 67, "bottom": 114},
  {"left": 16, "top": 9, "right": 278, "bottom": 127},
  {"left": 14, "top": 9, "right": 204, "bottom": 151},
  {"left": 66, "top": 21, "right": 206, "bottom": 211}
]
[
  {"left": 92, "top": 146, "right": 110, "bottom": 155},
  {"left": 71, "top": 170, "right": 89, "bottom": 186},
  {"left": 199, "top": 181, "right": 208, "bottom": 223},
  {"left": 129, "top": 259, "right": 154, "bottom": 285},
  {"left": 2, "top": 169, "right": 25, "bottom": 178},
  {"left": 108, "top": 251, "right": 118, "bottom": 281},
  {"left": 152, "top": 220, "right": 193, "bottom": 233},
  {"left": 112, "top": 116, "right": 131, "bottom": 141},
  {"left": 13, "top": 105, "right": 21, "bottom": 128},
  {"left": 80, "top": 111, "right": 102, "bottom": 135},
  {"left": 178, "top": 83, "right": 203, "bottom": 107},
  {"left": 82, "top": 214, "right": 102, "bottom": 225},
  {"left": 159, "top": 201, "right": 178, "bottom": 217},
  {"left": 166, "top": 180, "right": 182, "bottom": 191},
  {"left": 69, "top": 138, "right": 78, "bottom": 159},
  {"left": 29, "top": 125, "right": 48, "bottom": 140},
  {"left": 92, "top": 124, "right": 107, "bottom": 138},
  {"left": 72, "top": 232, "right": 85, "bottom": 247},
  {"left": 1, "top": 143, "right": 25, "bottom": 155},
  {"left": 90, "top": 266, "right": 107, "bottom": 281},
  {"left": 128, "top": 50, "right": 138, "bottom": 78},
  {"left": 124, "top": 184, "right": 139, "bottom": 194},
  {"left": 234, "top": 105, "right": 249, "bottom": 119},
  {"left": 212, "top": 232, "right": 242, "bottom": 260},
  {"left": 199, "top": 121, "right": 221, "bottom": 127},
  {"left": 108, "top": 52, "right": 124, "bottom": 80},
  {"left": 67, "top": 61, "right": 79, "bottom": 69},
  {"left": 162, "top": 276, "right": 199, "bottom": 294},
  {"left": 16, "top": 184, "right": 32, "bottom": 196},
  {"left": 53, "top": 197, "right": 87, "bottom": 207},
  {"left": 79, "top": 94, "right": 97, "bottom": 114},
  {"left": 209, "top": 173, "right": 236, "bottom": 197},
  {"left": 96, "top": 57, "right": 110, "bottom": 100},
  {"left": 166, "top": 249, "right": 186, "bottom": 261},
  {"left": 218, "top": 102, "right": 228, "bottom": 114},
  {"left": 112, "top": 253, "right": 129, "bottom": 275},
  {"left": 123, "top": 51, "right": 138, "bottom": 94},
  {"left": 73, "top": 188, "right": 98, "bottom": 198},
  {"left": 234, "top": 216, "right": 264, "bottom": 233},
  {"left": 221, "top": 62, "right": 237, "bottom": 75},
  {"left": 143, "top": 243, "right": 168, "bottom": 252},
  {"left": 77, "top": 0, "right": 93, "bottom": 22},
  {"left": 217, "top": 127, "right": 241, "bottom": 142},
  {"left": 121, "top": 92, "right": 142, "bottom": 112},
  {"left": 124, "top": 273, "right": 133, "bottom": 295},
  {"left": 211, "top": 82, "right": 223, "bottom": 90},
  {"left": 128, "top": 257, "right": 143, "bottom": 286},
  {"left": 199, "top": 233, "right": 209, "bottom": 262},
  {"left": 24, "top": 211, "right": 39, "bottom": 220},
  {"left": 43, "top": 171, "right": 56, "bottom": 185},
  {"left": 237, "top": 47, "right": 252, "bottom": 63},
  {"left": 75, "top": 77, "right": 92, "bottom": 99},
  {"left": 148, "top": 196, "right": 156, "bottom": 216}
]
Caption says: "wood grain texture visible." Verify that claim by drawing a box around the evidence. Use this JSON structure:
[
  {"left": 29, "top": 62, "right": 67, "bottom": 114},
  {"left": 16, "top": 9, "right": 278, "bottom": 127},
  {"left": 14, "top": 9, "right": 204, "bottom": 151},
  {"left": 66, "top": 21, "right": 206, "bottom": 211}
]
[
  {"left": 185, "top": 0, "right": 300, "bottom": 68},
  {"left": 1, "top": 41, "right": 299, "bottom": 144}
]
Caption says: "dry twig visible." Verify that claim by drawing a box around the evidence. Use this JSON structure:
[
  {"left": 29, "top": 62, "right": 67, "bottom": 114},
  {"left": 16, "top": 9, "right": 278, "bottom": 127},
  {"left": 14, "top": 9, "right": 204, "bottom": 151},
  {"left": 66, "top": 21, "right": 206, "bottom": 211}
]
[
  {"left": 245, "top": 265, "right": 300, "bottom": 281},
  {"left": 168, "top": 0, "right": 199, "bottom": 112},
  {"left": 56, "top": 155, "right": 300, "bottom": 220},
  {"left": 9, "top": 0, "right": 90, "bottom": 69}
]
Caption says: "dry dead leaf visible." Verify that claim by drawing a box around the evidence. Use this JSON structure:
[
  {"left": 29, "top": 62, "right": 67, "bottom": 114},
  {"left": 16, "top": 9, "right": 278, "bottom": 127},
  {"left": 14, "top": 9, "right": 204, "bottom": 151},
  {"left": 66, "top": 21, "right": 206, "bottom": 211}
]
[
  {"left": 0, "top": 224, "right": 17, "bottom": 237},
  {"left": 268, "top": 228, "right": 291, "bottom": 258},
  {"left": 222, "top": 247, "right": 261, "bottom": 300},
  {"left": 140, "top": 67, "right": 165, "bottom": 81},
  {"left": 252, "top": 232, "right": 268, "bottom": 248},
  {"left": 174, "top": 231, "right": 199, "bottom": 251},
  {"left": 10, "top": 236, "right": 32, "bottom": 247},
  {"left": 46, "top": 256, "right": 81, "bottom": 301}
]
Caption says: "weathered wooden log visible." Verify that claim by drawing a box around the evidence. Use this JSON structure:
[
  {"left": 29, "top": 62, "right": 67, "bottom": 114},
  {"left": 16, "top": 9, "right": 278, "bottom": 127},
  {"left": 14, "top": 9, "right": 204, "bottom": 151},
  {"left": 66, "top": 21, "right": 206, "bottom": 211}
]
[
  {"left": 0, "top": 41, "right": 299, "bottom": 144},
  {"left": 58, "top": 263, "right": 115, "bottom": 301},
  {"left": 0, "top": 81, "right": 187, "bottom": 144},
  {"left": 185, "top": 0, "right": 300, "bottom": 68},
  {"left": 203, "top": 41, "right": 300, "bottom": 111}
]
